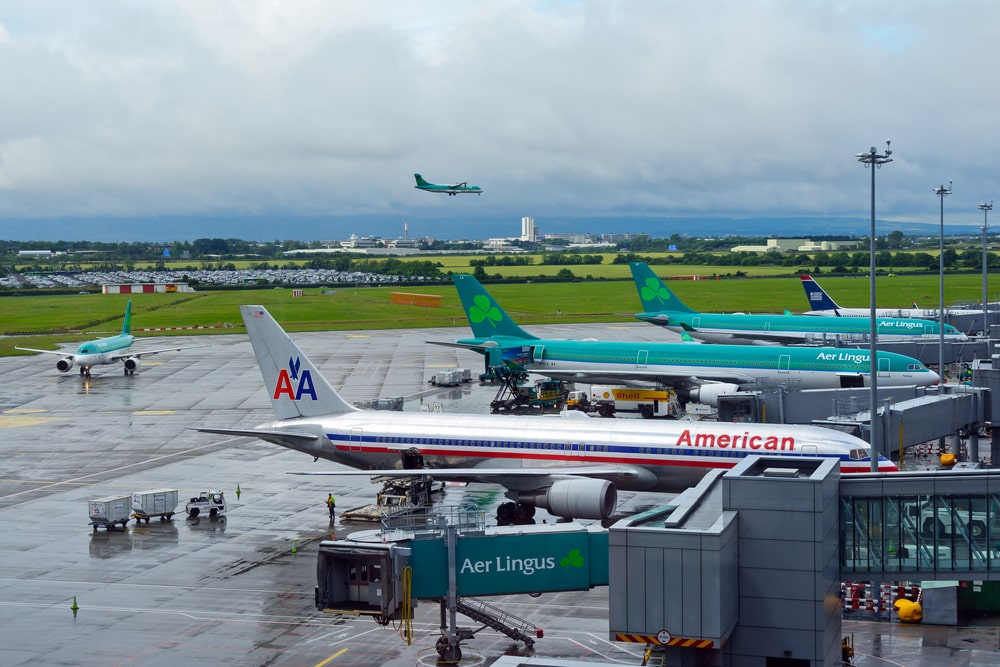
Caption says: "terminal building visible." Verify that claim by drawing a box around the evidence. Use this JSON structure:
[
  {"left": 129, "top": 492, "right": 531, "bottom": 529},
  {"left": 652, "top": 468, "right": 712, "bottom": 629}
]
[{"left": 317, "top": 457, "right": 1000, "bottom": 666}]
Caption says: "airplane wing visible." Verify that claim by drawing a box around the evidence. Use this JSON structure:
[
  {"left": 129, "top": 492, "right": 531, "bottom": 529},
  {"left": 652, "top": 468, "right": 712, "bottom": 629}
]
[
  {"left": 677, "top": 323, "right": 800, "bottom": 345},
  {"left": 199, "top": 427, "right": 321, "bottom": 448},
  {"left": 539, "top": 368, "right": 757, "bottom": 386},
  {"left": 452, "top": 182, "right": 467, "bottom": 188},
  {"left": 287, "top": 464, "right": 651, "bottom": 490},
  {"left": 108, "top": 343, "right": 207, "bottom": 362},
  {"left": 200, "top": 425, "right": 650, "bottom": 489},
  {"left": 427, "top": 340, "right": 499, "bottom": 352},
  {"left": 14, "top": 347, "right": 74, "bottom": 357}
]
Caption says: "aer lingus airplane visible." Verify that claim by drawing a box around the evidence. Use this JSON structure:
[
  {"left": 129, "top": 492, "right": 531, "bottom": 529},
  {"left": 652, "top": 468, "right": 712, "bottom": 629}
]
[
  {"left": 414, "top": 173, "right": 483, "bottom": 196},
  {"left": 630, "top": 262, "right": 967, "bottom": 345},
  {"left": 436, "top": 274, "right": 937, "bottom": 405},
  {"left": 15, "top": 300, "right": 202, "bottom": 377},
  {"left": 198, "top": 305, "right": 896, "bottom": 526}
]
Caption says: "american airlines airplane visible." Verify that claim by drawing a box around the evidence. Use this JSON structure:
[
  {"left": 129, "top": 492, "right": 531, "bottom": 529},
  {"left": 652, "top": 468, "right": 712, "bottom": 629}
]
[{"left": 199, "top": 306, "right": 897, "bottom": 525}]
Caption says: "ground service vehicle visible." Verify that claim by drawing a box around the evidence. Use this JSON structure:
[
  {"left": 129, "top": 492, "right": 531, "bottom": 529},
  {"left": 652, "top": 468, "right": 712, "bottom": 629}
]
[
  {"left": 90, "top": 495, "right": 132, "bottom": 531},
  {"left": 587, "top": 385, "right": 681, "bottom": 419},
  {"left": 910, "top": 499, "right": 995, "bottom": 539},
  {"left": 185, "top": 490, "right": 227, "bottom": 519},
  {"left": 132, "top": 488, "right": 179, "bottom": 523}
]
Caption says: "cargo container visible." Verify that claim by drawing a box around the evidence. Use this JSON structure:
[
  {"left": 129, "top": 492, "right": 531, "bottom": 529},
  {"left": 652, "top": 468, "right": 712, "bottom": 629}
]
[
  {"left": 131, "top": 488, "right": 179, "bottom": 523},
  {"left": 89, "top": 495, "right": 132, "bottom": 531}
]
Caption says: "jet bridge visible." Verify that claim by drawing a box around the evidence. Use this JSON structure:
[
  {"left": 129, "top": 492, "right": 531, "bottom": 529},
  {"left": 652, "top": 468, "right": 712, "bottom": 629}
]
[
  {"left": 315, "top": 505, "right": 607, "bottom": 662},
  {"left": 718, "top": 383, "right": 993, "bottom": 463}
]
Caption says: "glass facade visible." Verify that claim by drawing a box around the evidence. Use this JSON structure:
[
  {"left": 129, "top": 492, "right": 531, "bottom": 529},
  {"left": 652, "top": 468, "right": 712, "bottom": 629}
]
[{"left": 842, "top": 493, "right": 1000, "bottom": 575}]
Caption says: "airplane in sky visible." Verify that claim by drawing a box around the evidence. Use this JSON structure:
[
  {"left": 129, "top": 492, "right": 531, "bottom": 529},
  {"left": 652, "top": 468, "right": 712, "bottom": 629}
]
[
  {"left": 198, "top": 305, "right": 897, "bottom": 525},
  {"left": 15, "top": 300, "right": 201, "bottom": 377},
  {"left": 440, "top": 274, "right": 938, "bottom": 403},
  {"left": 629, "top": 262, "right": 968, "bottom": 345},
  {"left": 413, "top": 173, "right": 483, "bottom": 196},
  {"left": 798, "top": 274, "right": 981, "bottom": 321}
]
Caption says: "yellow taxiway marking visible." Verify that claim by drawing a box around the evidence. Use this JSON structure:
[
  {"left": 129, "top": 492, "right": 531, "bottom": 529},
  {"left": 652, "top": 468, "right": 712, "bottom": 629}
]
[
  {"left": 3, "top": 408, "right": 48, "bottom": 414},
  {"left": 345, "top": 334, "right": 370, "bottom": 338},
  {"left": 0, "top": 415, "right": 66, "bottom": 428},
  {"left": 315, "top": 648, "right": 349, "bottom": 666},
  {"left": 131, "top": 410, "right": 176, "bottom": 416}
]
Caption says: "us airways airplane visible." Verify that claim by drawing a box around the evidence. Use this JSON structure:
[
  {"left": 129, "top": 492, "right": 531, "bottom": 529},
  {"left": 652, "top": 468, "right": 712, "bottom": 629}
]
[
  {"left": 630, "top": 262, "right": 968, "bottom": 345},
  {"left": 799, "top": 275, "right": 984, "bottom": 322},
  {"left": 414, "top": 173, "right": 483, "bottom": 196},
  {"left": 439, "top": 274, "right": 937, "bottom": 404},
  {"left": 15, "top": 300, "right": 201, "bottom": 377},
  {"left": 198, "top": 305, "right": 896, "bottom": 525}
]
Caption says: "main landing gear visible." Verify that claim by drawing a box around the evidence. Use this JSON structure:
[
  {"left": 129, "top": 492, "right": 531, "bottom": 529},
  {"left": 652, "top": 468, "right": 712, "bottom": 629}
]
[{"left": 496, "top": 502, "right": 535, "bottom": 526}]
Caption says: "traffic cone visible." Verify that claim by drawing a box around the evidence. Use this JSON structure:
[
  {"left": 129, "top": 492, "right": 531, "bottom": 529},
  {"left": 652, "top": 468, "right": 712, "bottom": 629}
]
[
  {"left": 71, "top": 595, "right": 79, "bottom": 612},
  {"left": 235, "top": 484, "right": 241, "bottom": 500}
]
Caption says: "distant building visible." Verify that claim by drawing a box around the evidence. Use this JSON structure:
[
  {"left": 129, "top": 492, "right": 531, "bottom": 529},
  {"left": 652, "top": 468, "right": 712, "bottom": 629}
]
[
  {"left": 339, "top": 235, "right": 382, "bottom": 249},
  {"left": 485, "top": 238, "right": 526, "bottom": 252},
  {"left": 521, "top": 217, "right": 537, "bottom": 242},
  {"left": 730, "top": 238, "right": 857, "bottom": 254},
  {"left": 17, "top": 250, "right": 56, "bottom": 257}
]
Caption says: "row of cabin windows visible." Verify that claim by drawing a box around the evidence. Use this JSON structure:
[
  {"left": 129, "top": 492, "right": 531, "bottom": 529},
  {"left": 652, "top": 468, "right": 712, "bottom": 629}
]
[{"left": 352, "top": 435, "right": 829, "bottom": 459}]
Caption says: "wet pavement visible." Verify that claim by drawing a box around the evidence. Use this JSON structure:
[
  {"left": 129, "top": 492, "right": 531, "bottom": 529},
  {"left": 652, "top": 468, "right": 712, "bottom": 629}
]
[{"left": 0, "top": 322, "right": 997, "bottom": 666}]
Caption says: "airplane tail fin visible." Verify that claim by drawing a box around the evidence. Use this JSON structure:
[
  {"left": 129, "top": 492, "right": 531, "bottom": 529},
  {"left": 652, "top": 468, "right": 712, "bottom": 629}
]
[
  {"left": 240, "top": 305, "right": 359, "bottom": 420},
  {"left": 452, "top": 275, "right": 539, "bottom": 340},
  {"left": 414, "top": 173, "right": 429, "bottom": 187},
  {"left": 799, "top": 275, "right": 842, "bottom": 311},
  {"left": 628, "top": 262, "right": 697, "bottom": 313},
  {"left": 121, "top": 300, "right": 132, "bottom": 335}
]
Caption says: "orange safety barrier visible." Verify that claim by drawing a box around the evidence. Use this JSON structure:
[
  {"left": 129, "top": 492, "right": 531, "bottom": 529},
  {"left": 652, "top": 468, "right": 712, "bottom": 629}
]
[{"left": 390, "top": 292, "right": 442, "bottom": 308}]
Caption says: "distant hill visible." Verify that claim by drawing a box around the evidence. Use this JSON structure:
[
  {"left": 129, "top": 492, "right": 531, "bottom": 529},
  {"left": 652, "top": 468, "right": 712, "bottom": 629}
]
[{"left": 2, "top": 214, "right": 985, "bottom": 243}]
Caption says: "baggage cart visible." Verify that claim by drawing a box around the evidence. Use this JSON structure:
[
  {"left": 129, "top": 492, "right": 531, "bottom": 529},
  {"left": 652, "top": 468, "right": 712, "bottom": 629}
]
[
  {"left": 89, "top": 495, "right": 132, "bottom": 531},
  {"left": 131, "top": 488, "right": 179, "bottom": 523}
]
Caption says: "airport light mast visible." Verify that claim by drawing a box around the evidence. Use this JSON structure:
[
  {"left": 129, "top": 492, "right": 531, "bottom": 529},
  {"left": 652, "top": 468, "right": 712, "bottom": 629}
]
[
  {"left": 934, "top": 182, "right": 953, "bottom": 383},
  {"left": 856, "top": 142, "right": 892, "bottom": 471},
  {"left": 980, "top": 201, "right": 992, "bottom": 337}
]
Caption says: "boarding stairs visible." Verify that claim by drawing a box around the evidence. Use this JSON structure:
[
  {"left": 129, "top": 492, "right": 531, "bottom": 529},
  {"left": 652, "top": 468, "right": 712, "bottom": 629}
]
[{"left": 456, "top": 596, "right": 538, "bottom": 648}]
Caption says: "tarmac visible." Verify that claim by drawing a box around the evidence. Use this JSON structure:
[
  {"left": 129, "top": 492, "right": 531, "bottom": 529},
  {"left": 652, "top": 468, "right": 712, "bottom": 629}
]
[{"left": 0, "top": 320, "right": 996, "bottom": 666}]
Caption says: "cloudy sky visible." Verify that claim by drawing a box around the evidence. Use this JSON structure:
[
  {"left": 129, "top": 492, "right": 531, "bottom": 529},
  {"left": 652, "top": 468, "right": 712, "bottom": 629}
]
[{"left": 1, "top": 1, "right": 999, "bottom": 241}]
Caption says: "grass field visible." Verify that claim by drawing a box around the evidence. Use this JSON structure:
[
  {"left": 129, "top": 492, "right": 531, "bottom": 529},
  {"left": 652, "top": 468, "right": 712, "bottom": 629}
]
[{"left": 1, "top": 271, "right": 993, "bottom": 357}]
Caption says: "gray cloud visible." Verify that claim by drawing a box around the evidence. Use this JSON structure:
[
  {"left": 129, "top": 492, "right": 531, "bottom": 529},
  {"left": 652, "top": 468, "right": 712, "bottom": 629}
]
[{"left": 0, "top": 1, "right": 998, "bottom": 239}]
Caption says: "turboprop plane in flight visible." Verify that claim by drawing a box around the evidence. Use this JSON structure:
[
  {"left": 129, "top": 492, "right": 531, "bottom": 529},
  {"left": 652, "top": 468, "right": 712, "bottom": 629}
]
[
  {"left": 197, "top": 305, "right": 897, "bottom": 526},
  {"left": 414, "top": 173, "right": 483, "bottom": 196},
  {"left": 629, "top": 262, "right": 967, "bottom": 345},
  {"left": 438, "top": 274, "right": 937, "bottom": 405},
  {"left": 15, "top": 300, "right": 202, "bottom": 377}
]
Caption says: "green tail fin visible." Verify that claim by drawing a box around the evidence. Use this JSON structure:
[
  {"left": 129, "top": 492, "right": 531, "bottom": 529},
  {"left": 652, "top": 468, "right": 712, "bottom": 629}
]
[
  {"left": 628, "top": 262, "right": 697, "bottom": 313},
  {"left": 452, "top": 275, "right": 538, "bottom": 340},
  {"left": 414, "top": 173, "right": 429, "bottom": 187},
  {"left": 121, "top": 300, "right": 132, "bottom": 335}
]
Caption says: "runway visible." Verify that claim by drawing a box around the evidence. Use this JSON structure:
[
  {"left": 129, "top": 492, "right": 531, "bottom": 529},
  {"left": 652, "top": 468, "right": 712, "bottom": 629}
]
[{"left": 0, "top": 322, "right": 994, "bottom": 666}]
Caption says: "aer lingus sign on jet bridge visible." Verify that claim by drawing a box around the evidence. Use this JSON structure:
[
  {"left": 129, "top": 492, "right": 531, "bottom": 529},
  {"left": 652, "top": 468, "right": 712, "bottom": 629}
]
[{"left": 409, "top": 524, "right": 609, "bottom": 598}]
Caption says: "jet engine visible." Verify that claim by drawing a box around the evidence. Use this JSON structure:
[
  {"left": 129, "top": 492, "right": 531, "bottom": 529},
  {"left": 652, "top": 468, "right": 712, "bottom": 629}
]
[
  {"left": 123, "top": 357, "right": 142, "bottom": 374},
  {"left": 56, "top": 358, "right": 74, "bottom": 373},
  {"left": 515, "top": 478, "right": 617, "bottom": 520},
  {"left": 685, "top": 383, "right": 741, "bottom": 407}
]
